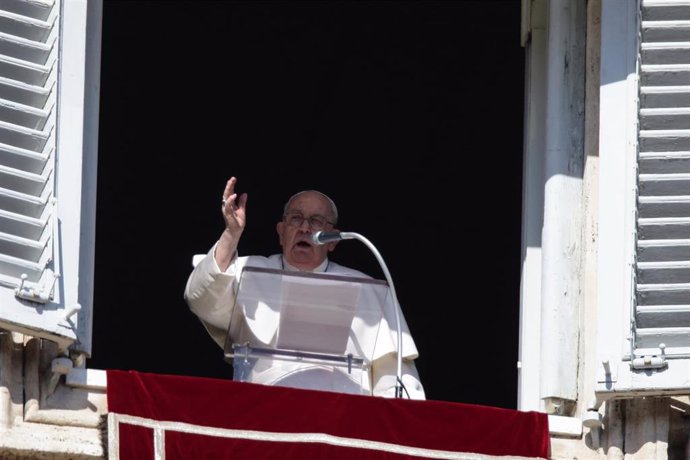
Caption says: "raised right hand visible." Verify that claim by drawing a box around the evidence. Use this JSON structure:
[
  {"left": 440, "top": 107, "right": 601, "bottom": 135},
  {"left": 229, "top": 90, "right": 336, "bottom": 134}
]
[
  {"left": 221, "top": 176, "right": 248, "bottom": 239},
  {"left": 215, "top": 177, "right": 248, "bottom": 271}
]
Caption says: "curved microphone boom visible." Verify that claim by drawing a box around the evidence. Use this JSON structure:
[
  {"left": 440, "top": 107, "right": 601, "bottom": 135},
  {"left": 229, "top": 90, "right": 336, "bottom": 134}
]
[
  {"left": 311, "top": 231, "right": 355, "bottom": 245},
  {"left": 312, "top": 230, "right": 405, "bottom": 398}
]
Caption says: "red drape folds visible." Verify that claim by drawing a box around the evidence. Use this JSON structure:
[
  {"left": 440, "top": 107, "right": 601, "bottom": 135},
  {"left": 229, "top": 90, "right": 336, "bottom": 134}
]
[{"left": 106, "top": 370, "right": 549, "bottom": 460}]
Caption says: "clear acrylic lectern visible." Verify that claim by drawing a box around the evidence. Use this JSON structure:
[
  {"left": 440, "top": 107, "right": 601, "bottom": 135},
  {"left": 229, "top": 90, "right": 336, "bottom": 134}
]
[{"left": 224, "top": 266, "right": 390, "bottom": 395}]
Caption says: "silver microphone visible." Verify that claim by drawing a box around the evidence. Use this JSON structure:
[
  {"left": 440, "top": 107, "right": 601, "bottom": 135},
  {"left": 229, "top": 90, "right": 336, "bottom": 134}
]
[{"left": 311, "top": 231, "right": 343, "bottom": 245}]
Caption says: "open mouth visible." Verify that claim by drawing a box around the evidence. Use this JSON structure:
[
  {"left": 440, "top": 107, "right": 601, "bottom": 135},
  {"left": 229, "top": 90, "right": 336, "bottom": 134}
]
[{"left": 296, "top": 240, "right": 312, "bottom": 249}]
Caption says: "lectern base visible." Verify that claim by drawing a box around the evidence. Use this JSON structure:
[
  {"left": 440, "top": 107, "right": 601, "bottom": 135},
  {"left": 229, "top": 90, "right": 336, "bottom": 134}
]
[{"left": 228, "top": 343, "right": 369, "bottom": 396}]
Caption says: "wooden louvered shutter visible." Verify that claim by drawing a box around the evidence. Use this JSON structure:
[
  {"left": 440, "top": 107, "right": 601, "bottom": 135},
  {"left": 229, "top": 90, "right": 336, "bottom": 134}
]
[
  {"left": 0, "top": 1, "right": 58, "bottom": 302},
  {"left": 634, "top": 1, "right": 690, "bottom": 373},
  {"left": 597, "top": 0, "right": 690, "bottom": 396},
  {"left": 0, "top": 0, "right": 99, "bottom": 353}
]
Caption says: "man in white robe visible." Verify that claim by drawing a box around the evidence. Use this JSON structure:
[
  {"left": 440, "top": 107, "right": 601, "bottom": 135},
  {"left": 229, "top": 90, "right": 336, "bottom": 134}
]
[{"left": 184, "top": 177, "right": 425, "bottom": 399}]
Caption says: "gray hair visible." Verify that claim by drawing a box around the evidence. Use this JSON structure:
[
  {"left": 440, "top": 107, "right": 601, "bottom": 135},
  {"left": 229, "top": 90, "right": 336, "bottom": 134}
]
[{"left": 283, "top": 190, "right": 338, "bottom": 224}]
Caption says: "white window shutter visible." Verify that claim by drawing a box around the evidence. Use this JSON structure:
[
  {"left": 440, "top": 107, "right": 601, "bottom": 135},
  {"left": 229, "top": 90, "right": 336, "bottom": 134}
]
[
  {"left": 0, "top": 0, "right": 100, "bottom": 354},
  {"left": 635, "top": 0, "right": 690, "bottom": 369},
  {"left": 598, "top": 0, "right": 690, "bottom": 397}
]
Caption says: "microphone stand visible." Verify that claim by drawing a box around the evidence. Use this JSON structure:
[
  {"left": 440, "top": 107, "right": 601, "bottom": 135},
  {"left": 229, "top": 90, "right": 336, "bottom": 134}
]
[{"left": 326, "top": 231, "right": 404, "bottom": 398}]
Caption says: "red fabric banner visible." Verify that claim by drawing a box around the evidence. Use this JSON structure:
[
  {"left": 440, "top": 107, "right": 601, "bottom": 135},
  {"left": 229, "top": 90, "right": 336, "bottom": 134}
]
[{"left": 106, "top": 370, "right": 549, "bottom": 459}]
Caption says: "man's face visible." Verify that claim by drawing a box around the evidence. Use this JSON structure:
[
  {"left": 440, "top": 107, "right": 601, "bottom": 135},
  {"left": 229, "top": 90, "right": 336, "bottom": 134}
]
[{"left": 276, "top": 192, "right": 337, "bottom": 271}]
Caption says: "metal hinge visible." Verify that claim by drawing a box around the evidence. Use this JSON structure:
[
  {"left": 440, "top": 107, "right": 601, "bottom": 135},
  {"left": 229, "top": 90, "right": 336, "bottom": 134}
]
[
  {"left": 14, "top": 269, "right": 59, "bottom": 303},
  {"left": 631, "top": 344, "right": 667, "bottom": 370}
]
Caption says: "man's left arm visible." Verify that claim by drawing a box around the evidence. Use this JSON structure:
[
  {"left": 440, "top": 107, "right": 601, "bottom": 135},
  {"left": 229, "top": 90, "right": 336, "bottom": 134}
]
[{"left": 371, "top": 353, "right": 426, "bottom": 400}]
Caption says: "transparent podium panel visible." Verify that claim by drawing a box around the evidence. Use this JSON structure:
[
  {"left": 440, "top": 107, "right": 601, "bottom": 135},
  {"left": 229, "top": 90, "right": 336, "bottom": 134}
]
[
  {"left": 231, "top": 344, "right": 367, "bottom": 395},
  {"left": 224, "top": 267, "right": 390, "bottom": 395}
]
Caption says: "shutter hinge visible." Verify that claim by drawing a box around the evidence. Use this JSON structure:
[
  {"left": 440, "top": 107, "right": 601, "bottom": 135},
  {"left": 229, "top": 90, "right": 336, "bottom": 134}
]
[
  {"left": 631, "top": 344, "right": 667, "bottom": 370},
  {"left": 14, "top": 270, "right": 59, "bottom": 303}
]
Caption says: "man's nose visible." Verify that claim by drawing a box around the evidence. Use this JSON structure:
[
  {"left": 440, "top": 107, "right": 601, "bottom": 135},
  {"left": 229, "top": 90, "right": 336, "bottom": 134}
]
[{"left": 299, "top": 219, "right": 312, "bottom": 231}]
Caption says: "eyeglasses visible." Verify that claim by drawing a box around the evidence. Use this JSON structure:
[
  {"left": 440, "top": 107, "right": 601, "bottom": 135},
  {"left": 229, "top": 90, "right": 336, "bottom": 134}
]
[{"left": 284, "top": 212, "right": 335, "bottom": 231}]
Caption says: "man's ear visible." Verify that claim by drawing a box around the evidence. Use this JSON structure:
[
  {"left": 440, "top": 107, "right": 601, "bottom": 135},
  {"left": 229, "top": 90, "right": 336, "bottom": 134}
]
[
  {"left": 276, "top": 221, "right": 284, "bottom": 245},
  {"left": 327, "top": 226, "right": 339, "bottom": 252}
]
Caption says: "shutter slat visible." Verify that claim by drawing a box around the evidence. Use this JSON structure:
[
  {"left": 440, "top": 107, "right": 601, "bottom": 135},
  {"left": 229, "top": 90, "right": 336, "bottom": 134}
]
[
  {"left": 639, "top": 239, "right": 690, "bottom": 261},
  {"left": 638, "top": 283, "right": 690, "bottom": 305},
  {"left": 0, "top": 142, "right": 49, "bottom": 173},
  {"left": 642, "top": 20, "right": 690, "bottom": 42},
  {"left": 641, "top": 107, "right": 690, "bottom": 129},
  {"left": 0, "top": 31, "right": 52, "bottom": 64},
  {"left": 639, "top": 173, "right": 690, "bottom": 195},
  {"left": 636, "top": 327, "right": 690, "bottom": 348},
  {"left": 0, "top": 53, "right": 51, "bottom": 86},
  {"left": 0, "top": 207, "right": 49, "bottom": 240},
  {"left": 0, "top": 119, "right": 50, "bottom": 150},
  {"left": 0, "top": 185, "right": 50, "bottom": 218},
  {"left": 637, "top": 304, "right": 690, "bottom": 327},
  {"left": 0, "top": 97, "right": 50, "bottom": 130},
  {"left": 641, "top": 86, "right": 690, "bottom": 108},
  {"left": 640, "top": 129, "right": 690, "bottom": 151},
  {"left": 639, "top": 152, "right": 690, "bottom": 173},
  {"left": 0, "top": 74, "right": 51, "bottom": 108},
  {"left": 641, "top": 64, "right": 690, "bottom": 86},
  {"left": 639, "top": 260, "right": 690, "bottom": 283},
  {"left": 643, "top": 1, "right": 690, "bottom": 22},
  {"left": 0, "top": 0, "right": 55, "bottom": 22},
  {"left": 0, "top": 229, "right": 48, "bottom": 261},
  {"left": 0, "top": 162, "right": 49, "bottom": 191},
  {"left": 0, "top": 253, "right": 42, "bottom": 278},
  {"left": 642, "top": 43, "right": 690, "bottom": 65},
  {"left": 0, "top": 163, "right": 50, "bottom": 195},
  {"left": 639, "top": 217, "right": 690, "bottom": 239},
  {"left": 0, "top": 9, "right": 54, "bottom": 43},
  {"left": 639, "top": 196, "right": 690, "bottom": 217}
]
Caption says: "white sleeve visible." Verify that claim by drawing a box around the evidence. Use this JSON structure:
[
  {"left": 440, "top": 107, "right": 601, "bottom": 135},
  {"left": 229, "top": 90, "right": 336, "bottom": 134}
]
[
  {"left": 371, "top": 352, "right": 426, "bottom": 400},
  {"left": 372, "top": 294, "right": 419, "bottom": 361},
  {"left": 183, "top": 244, "right": 240, "bottom": 343}
]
